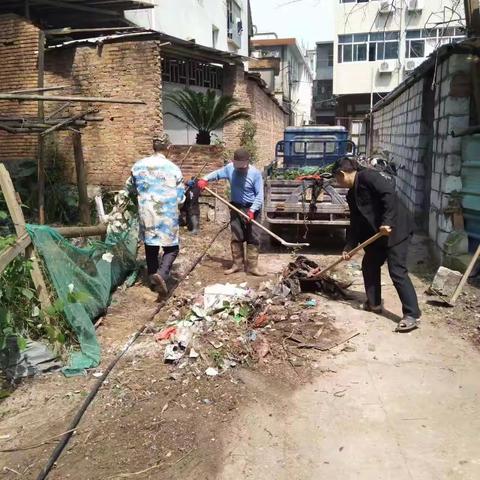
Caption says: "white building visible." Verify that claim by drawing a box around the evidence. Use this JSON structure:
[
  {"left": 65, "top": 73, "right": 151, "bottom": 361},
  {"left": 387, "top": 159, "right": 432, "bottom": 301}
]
[
  {"left": 126, "top": 0, "right": 250, "bottom": 57},
  {"left": 250, "top": 37, "right": 313, "bottom": 126},
  {"left": 333, "top": 0, "right": 464, "bottom": 132}
]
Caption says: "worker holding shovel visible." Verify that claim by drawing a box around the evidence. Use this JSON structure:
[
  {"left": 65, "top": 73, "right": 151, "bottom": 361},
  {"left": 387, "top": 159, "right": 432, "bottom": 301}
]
[
  {"left": 197, "top": 148, "right": 265, "bottom": 276},
  {"left": 332, "top": 157, "right": 421, "bottom": 332}
]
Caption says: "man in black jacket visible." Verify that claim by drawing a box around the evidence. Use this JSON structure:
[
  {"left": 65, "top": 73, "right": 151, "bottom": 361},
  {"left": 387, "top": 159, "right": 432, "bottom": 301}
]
[{"left": 332, "top": 157, "right": 420, "bottom": 332}]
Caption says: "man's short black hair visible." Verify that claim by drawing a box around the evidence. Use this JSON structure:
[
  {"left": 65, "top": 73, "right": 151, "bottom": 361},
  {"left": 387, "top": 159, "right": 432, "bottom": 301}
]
[
  {"left": 332, "top": 156, "right": 359, "bottom": 175},
  {"left": 233, "top": 148, "right": 250, "bottom": 162}
]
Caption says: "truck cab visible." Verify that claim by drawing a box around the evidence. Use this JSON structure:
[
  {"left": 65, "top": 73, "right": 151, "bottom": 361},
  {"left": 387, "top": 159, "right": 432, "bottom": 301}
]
[{"left": 264, "top": 126, "right": 355, "bottom": 228}]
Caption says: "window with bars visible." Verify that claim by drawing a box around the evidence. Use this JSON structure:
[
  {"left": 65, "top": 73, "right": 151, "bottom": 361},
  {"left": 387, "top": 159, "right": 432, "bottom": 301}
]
[
  {"left": 161, "top": 57, "right": 223, "bottom": 90},
  {"left": 405, "top": 27, "right": 464, "bottom": 58},
  {"left": 337, "top": 31, "right": 399, "bottom": 63}
]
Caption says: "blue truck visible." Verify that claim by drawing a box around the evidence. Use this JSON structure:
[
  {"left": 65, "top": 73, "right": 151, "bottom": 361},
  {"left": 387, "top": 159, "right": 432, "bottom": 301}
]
[{"left": 263, "top": 126, "right": 356, "bottom": 227}]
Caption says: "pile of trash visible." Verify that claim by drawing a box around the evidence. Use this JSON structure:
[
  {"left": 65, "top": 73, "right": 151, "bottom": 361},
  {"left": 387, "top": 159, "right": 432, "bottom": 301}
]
[{"left": 153, "top": 255, "right": 359, "bottom": 377}]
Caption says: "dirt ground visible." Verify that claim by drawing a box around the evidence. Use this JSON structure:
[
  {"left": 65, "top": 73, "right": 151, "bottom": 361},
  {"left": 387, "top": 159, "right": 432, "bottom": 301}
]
[{"left": 1, "top": 225, "right": 479, "bottom": 480}]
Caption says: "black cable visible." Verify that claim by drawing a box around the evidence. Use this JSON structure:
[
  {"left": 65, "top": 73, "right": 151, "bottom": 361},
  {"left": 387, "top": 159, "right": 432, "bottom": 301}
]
[{"left": 35, "top": 222, "right": 229, "bottom": 480}]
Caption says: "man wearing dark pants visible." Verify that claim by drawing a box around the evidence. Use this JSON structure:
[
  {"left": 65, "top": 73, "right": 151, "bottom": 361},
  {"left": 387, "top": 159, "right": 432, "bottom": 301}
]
[
  {"left": 332, "top": 156, "right": 421, "bottom": 332},
  {"left": 127, "top": 137, "right": 185, "bottom": 294},
  {"left": 197, "top": 148, "right": 264, "bottom": 276}
]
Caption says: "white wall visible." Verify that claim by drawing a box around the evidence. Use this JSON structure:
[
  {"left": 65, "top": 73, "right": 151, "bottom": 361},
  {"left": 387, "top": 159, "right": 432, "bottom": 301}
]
[
  {"left": 127, "top": 0, "right": 250, "bottom": 57},
  {"left": 333, "top": 0, "right": 465, "bottom": 96},
  {"left": 162, "top": 83, "right": 223, "bottom": 145}
]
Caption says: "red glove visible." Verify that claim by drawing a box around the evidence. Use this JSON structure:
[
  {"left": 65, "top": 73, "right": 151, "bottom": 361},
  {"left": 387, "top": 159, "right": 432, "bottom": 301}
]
[
  {"left": 247, "top": 210, "right": 255, "bottom": 222},
  {"left": 197, "top": 179, "right": 208, "bottom": 190}
]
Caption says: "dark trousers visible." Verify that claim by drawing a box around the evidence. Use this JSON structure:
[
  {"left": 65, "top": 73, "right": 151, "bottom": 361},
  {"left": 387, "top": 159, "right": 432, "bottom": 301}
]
[
  {"left": 230, "top": 203, "right": 260, "bottom": 246},
  {"left": 145, "top": 245, "right": 179, "bottom": 280},
  {"left": 362, "top": 236, "right": 421, "bottom": 318}
]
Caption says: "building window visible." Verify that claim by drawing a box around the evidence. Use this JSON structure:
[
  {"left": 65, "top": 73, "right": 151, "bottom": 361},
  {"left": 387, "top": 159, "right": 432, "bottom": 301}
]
[
  {"left": 368, "top": 31, "right": 399, "bottom": 61},
  {"left": 340, "top": 0, "right": 369, "bottom": 3},
  {"left": 338, "top": 33, "right": 367, "bottom": 63},
  {"left": 405, "top": 28, "right": 464, "bottom": 58},
  {"left": 212, "top": 26, "right": 219, "bottom": 49},
  {"left": 338, "top": 32, "right": 400, "bottom": 63},
  {"left": 327, "top": 45, "right": 334, "bottom": 66},
  {"left": 227, "top": 0, "right": 243, "bottom": 47},
  {"left": 162, "top": 57, "right": 223, "bottom": 90}
]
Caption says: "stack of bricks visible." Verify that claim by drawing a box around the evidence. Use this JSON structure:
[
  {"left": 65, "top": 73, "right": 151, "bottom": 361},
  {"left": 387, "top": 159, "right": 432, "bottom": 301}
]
[
  {"left": 0, "top": 14, "right": 40, "bottom": 162},
  {"left": 45, "top": 39, "right": 163, "bottom": 188},
  {"left": 223, "top": 65, "right": 287, "bottom": 170}
]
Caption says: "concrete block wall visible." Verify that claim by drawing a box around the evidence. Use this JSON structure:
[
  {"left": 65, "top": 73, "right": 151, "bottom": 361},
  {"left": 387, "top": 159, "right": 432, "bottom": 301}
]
[
  {"left": 372, "top": 78, "right": 426, "bottom": 218},
  {"left": 373, "top": 52, "right": 471, "bottom": 257},
  {"left": 428, "top": 54, "right": 471, "bottom": 253},
  {"left": 223, "top": 65, "right": 287, "bottom": 169},
  {"left": 45, "top": 40, "right": 163, "bottom": 188}
]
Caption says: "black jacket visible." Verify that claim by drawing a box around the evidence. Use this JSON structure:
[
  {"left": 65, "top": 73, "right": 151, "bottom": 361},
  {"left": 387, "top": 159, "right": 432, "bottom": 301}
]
[{"left": 345, "top": 169, "right": 413, "bottom": 250}]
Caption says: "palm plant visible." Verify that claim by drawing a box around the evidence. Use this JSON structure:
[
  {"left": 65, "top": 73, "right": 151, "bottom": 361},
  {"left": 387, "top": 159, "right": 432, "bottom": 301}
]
[{"left": 165, "top": 89, "right": 251, "bottom": 145}]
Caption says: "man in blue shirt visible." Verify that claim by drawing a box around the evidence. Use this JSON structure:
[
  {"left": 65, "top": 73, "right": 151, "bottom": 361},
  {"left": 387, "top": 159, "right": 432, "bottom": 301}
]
[{"left": 198, "top": 148, "right": 264, "bottom": 276}]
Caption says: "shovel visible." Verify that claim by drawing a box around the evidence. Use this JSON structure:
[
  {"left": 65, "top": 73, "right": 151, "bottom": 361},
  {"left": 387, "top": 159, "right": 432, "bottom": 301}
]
[
  {"left": 308, "top": 231, "right": 387, "bottom": 278},
  {"left": 204, "top": 186, "right": 310, "bottom": 248}
]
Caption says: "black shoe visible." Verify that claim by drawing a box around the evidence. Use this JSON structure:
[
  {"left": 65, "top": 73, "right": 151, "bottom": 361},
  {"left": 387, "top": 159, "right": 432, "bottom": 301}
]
[{"left": 149, "top": 273, "right": 168, "bottom": 294}]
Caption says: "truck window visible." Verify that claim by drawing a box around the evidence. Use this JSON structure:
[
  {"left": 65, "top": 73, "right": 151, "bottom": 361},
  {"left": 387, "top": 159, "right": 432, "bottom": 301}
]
[{"left": 293, "top": 136, "right": 337, "bottom": 154}]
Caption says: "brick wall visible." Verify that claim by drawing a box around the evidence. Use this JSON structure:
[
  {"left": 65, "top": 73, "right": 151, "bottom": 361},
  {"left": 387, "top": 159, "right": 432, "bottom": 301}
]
[
  {"left": 372, "top": 52, "right": 472, "bottom": 258},
  {"left": 0, "top": 14, "right": 40, "bottom": 162},
  {"left": 44, "top": 39, "right": 163, "bottom": 188},
  {"left": 223, "top": 65, "right": 287, "bottom": 169}
]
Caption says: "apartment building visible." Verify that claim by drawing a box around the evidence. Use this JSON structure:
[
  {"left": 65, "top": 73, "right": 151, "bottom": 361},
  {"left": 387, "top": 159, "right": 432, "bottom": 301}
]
[
  {"left": 250, "top": 37, "right": 313, "bottom": 126},
  {"left": 312, "top": 41, "right": 335, "bottom": 125},
  {"left": 334, "top": 0, "right": 465, "bottom": 131},
  {"left": 127, "top": 0, "right": 251, "bottom": 57}
]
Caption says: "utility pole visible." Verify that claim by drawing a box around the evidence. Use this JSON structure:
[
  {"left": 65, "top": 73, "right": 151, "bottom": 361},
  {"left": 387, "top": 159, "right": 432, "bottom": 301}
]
[{"left": 464, "top": 0, "right": 480, "bottom": 36}]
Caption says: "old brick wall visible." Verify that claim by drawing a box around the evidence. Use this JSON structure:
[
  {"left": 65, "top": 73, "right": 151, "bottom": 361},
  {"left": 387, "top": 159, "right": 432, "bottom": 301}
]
[
  {"left": 44, "top": 39, "right": 163, "bottom": 188},
  {"left": 372, "top": 53, "right": 472, "bottom": 258},
  {"left": 223, "top": 65, "right": 287, "bottom": 169},
  {"left": 0, "top": 14, "right": 40, "bottom": 162}
]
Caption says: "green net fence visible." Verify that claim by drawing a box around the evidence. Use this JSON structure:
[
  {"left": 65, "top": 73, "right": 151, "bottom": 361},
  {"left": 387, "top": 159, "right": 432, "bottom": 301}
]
[{"left": 25, "top": 223, "right": 138, "bottom": 376}]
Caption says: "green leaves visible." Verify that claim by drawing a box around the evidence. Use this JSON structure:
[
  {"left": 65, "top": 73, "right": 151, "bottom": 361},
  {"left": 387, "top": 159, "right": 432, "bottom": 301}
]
[{"left": 165, "top": 89, "right": 251, "bottom": 143}]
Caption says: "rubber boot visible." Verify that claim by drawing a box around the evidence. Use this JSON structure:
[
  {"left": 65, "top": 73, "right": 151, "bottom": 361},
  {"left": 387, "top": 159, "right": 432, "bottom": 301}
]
[
  {"left": 224, "top": 241, "right": 244, "bottom": 275},
  {"left": 189, "top": 214, "right": 200, "bottom": 235},
  {"left": 246, "top": 244, "right": 265, "bottom": 277}
]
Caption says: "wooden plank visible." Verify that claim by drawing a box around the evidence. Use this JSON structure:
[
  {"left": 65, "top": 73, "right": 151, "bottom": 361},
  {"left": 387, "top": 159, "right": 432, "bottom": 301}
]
[
  {"left": 0, "top": 164, "right": 51, "bottom": 308},
  {"left": 0, "top": 233, "right": 31, "bottom": 275},
  {"left": 0, "top": 93, "right": 145, "bottom": 105},
  {"left": 41, "top": 109, "right": 95, "bottom": 136},
  {"left": 265, "top": 204, "right": 348, "bottom": 213},
  {"left": 55, "top": 225, "right": 107, "bottom": 238},
  {"left": 266, "top": 217, "right": 350, "bottom": 226},
  {"left": 8, "top": 85, "right": 67, "bottom": 94},
  {"left": 72, "top": 132, "right": 91, "bottom": 225},
  {"left": 38, "top": 30, "right": 46, "bottom": 225}
]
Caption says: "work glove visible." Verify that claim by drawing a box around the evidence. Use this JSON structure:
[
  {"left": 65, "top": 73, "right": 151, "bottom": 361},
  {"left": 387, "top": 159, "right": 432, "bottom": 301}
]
[
  {"left": 246, "top": 210, "right": 255, "bottom": 222},
  {"left": 197, "top": 179, "right": 208, "bottom": 190}
]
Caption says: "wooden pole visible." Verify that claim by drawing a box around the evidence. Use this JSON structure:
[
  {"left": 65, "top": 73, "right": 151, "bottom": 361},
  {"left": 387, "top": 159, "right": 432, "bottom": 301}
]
[
  {"left": 72, "top": 132, "right": 91, "bottom": 225},
  {"left": 0, "top": 164, "right": 51, "bottom": 308},
  {"left": 37, "top": 30, "right": 46, "bottom": 225},
  {"left": 0, "top": 93, "right": 145, "bottom": 105}
]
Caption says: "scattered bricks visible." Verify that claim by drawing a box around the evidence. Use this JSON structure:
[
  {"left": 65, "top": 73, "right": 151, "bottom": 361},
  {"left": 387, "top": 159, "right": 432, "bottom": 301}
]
[
  {"left": 430, "top": 266, "right": 462, "bottom": 297},
  {"left": 443, "top": 230, "right": 469, "bottom": 257}
]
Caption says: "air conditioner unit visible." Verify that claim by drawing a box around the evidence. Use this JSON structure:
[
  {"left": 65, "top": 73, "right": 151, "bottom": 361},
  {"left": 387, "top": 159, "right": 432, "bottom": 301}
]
[
  {"left": 404, "top": 58, "right": 422, "bottom": 71},
  {"left": 378, "top": 60, "right": 396, "bottom": 73},
  {"left": 379, "top": 1, "right": 394, "bottom": 13},
  {"left": 407, "top": 0, "right": 423, "bottom": 12}
]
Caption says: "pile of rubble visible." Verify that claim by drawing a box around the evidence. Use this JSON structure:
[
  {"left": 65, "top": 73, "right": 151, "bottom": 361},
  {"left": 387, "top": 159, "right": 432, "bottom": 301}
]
[{"left": 152, "top": 256, "right": 359, "bottom": 378}]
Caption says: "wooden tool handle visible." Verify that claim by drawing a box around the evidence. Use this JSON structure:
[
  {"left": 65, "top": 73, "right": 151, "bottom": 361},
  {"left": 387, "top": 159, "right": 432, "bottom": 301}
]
[
  {"left": 204, "top": 186, "right": 294, "bottom": 246},
  {"left": 309, "top": 231, "right": 386, "bottom": 278},
  {"left": 449, "top": 244, "right": 480, "bottom": 305}
]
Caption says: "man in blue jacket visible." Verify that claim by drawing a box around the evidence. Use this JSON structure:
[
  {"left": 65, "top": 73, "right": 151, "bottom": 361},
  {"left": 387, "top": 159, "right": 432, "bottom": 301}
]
[{"left": 198, "top": 148, "right": 264, "bottom": 276}]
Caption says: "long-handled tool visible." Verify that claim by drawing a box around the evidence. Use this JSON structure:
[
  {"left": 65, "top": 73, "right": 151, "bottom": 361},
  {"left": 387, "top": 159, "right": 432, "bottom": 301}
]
[
  {"left": 308, "top": 231, "right": 386, "bottom": 278},
  {"left": 204, "top": 186, "right": 310, "bottom": 248},
  {"left": 446, "top": 243, "right": 480, "bottom": 306}
]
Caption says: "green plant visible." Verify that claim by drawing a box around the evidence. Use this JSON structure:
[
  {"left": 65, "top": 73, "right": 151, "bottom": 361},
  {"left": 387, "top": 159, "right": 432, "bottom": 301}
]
[
  {"left": 165, "top": 89, "right": 251, "bottom": 145},
  {"left": 239, "top": 120, "right": 258, "bottom": 163}
]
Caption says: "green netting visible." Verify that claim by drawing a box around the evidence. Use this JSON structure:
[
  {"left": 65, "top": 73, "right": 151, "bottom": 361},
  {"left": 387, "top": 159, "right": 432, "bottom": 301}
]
[{"left": 25, "top": 223, "right": 138, "bottom": 376}]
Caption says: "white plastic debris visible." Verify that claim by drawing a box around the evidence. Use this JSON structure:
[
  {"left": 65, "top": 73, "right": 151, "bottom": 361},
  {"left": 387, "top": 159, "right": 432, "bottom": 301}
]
[
  {"left": 92, "top": 371, "right": 104, "bottom": 378},
  {"left": 164, "top": 344, "right": 184, "bottom": 363},
  {"left": 203, "top": 283, "right": 249, "bottom": 311},
  {"left": 101, "top": 252, "right": 114, "bottom": 263},
  {"left": 68, "top": 283, "right": 75, "bottom": 293},
  {"left": 189, "top": 348, "right": 199, "bottom": 359},
  {"left": 205, "top": 367, "right": 219, "bottom": 377}
]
